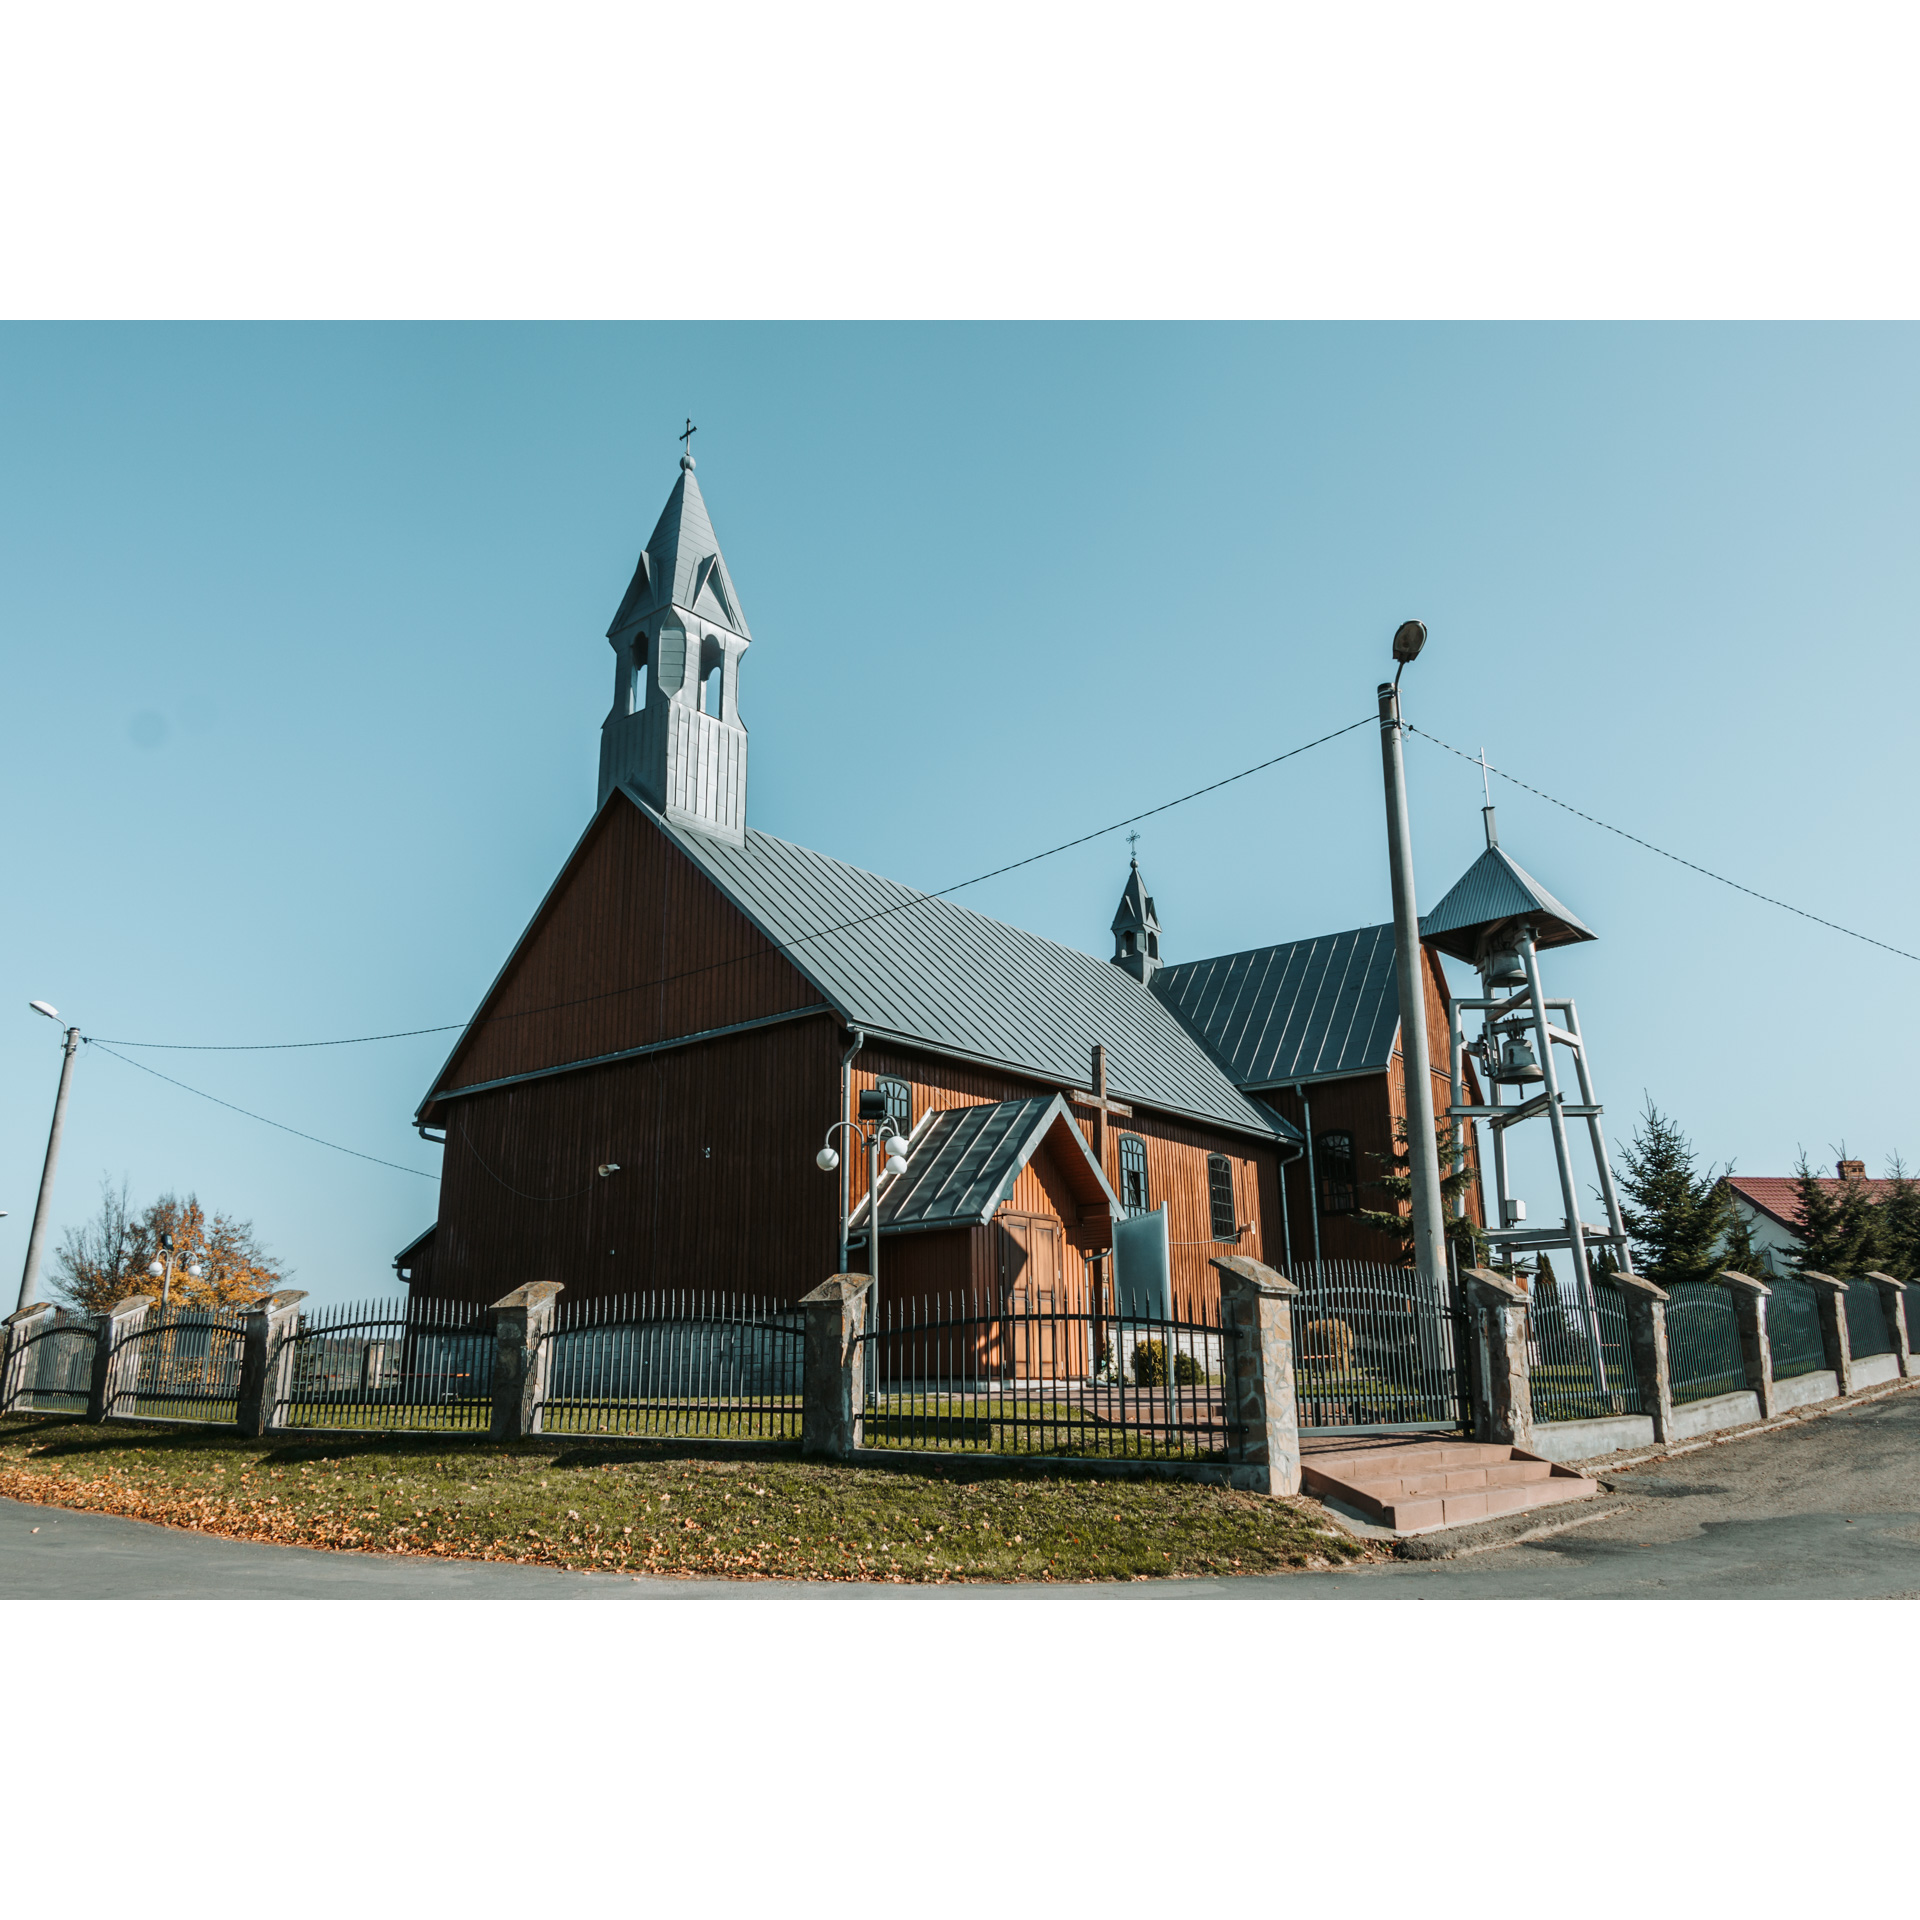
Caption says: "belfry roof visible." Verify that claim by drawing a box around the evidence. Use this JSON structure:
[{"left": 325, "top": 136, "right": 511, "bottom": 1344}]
[
  {"left": 1418, "top": 843, "right": 1595, "bottom": 962},
  {"left": 641, "top": 794, "right": 1288, "bottom": 1143},
  {"left": 606, "top": 459, "right": 751, "bottom": 643}
]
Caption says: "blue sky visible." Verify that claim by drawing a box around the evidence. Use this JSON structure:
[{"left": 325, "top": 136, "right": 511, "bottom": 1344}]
[{"left": 4, "top": 322, "right": 1916, "bottom": 1305}]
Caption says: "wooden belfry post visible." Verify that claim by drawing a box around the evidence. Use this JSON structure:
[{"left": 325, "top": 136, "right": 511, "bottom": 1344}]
[{"left": 1072, "top": 1042, "right": 1131, "bottom": 1362}]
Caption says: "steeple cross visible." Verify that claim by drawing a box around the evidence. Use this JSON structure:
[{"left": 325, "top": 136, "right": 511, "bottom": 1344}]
[
  {"left": 679, "top": 417, "right": 698, "bottom": 457},
  {"left": 1126, "top": 830, "right": 1141, "bottom": 862}
]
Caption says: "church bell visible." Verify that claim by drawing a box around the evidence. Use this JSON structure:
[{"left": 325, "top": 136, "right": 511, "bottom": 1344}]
[
  {"left": 1493, "top": 1030, "right": 1545, "bottom": 1085},
  {"left": 1480, "top": 943, "right": 1527, "bottom": 989}
]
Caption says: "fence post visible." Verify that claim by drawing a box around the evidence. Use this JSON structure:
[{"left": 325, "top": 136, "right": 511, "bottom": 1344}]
[
  {"left": 800, "top": 1275, "right": 869, "bottom": 1460},
  {"left": 490, "top": 1283, "right": 563, "bottom": 1439},
  {"left": 1801, "top": 1272, "right": 1854, "bottom": 1395},
  {"left": 236, "top": 1291, "right": 309, "bottom": 1438},
  {"left": 1461, "top": 1268, "right": 1533, "bottom": 1450},
  {"left": 0, "top": 1304, "right": 57, "bottom": 1414},
  {"left": 1862, "top": 1273, "right": 1912, "bottom": 1377},
  {"left": 1717, "top": 1271, "right": 1776, "bottom": 1419},
  {"left": 1611, "top": 1272, "right": 1674, "bottom": 1442},
  {"left": 1209, "top": 1255, "right": 1300, "bottom": 1496},
  {"left": 86, "top": 1294, "right": 154, "bottom": 1423}
]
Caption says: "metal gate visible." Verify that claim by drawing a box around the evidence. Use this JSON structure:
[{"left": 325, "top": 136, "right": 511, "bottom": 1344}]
[{"left": 1285, "top": 1261, "right": 1471, "bottom": 1433}]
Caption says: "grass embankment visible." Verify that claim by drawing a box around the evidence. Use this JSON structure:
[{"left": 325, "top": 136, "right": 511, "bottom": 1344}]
[{"left": 0, "top": 1417, "right": 1369, "bottom": 1584}]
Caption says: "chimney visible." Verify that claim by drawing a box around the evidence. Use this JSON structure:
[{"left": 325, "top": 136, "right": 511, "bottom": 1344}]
[{"left": 1836, "top": 1158, "right": 1866, "bottom": 1181}]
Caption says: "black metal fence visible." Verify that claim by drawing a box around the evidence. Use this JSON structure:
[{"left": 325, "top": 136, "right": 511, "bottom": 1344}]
[
  {"left": 121, "top": 1305, "right": 249, "bottom": 1422},
  {"left": 1527, "top": 1275, "right": 1643, "bottom": 1423},
  {"left": 0, "top": 1312, "right": 98, "bottom": 1415},
  {"left": 543, "top": 1291, "right": 803, "bottom": 1439},
  {"left": 1281, "top": 1261, "right": 1469, "bottom": 1432},
  {"left": 1766, "top": 1278, "right": 1828, "bottom": 1381},
  {"left": 1843, "top": 1282, "right": 1894, "bottom": 1360},
  {"left": 854, "top": 1293, "right": 1238, "bottom": 1461},
  {"left": 1665, "top": 1282, "right": 1750, "bottom": 1405},
  {"left": 277, "top": 1295, "right": 495, "bottom": 1431}
]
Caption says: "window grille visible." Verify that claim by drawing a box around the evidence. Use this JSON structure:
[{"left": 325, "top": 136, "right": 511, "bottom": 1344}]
[
  {"left": 1207, "top": 1155, "right": 1238, "bottom": 1241},
  {"left": 1316, "top": 1131, "right": 1357, "bottom": 1214},
  {"left": 1118, "top": 1134, "right": 1150, "bottom": 1215},
  {"left": 876, "top": 1076, "right": 912, "bottom": 1131}
]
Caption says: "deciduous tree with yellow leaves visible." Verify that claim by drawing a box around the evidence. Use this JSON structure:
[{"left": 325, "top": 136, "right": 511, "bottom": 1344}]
[{"left": 53, "top": 1177, "right": 288, "bottom": 1314}]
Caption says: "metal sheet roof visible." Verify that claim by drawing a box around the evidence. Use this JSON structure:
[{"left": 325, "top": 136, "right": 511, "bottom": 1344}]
[
  {"left": 643, "top": 796, "right": 1286, "bottom": 1141},
  {"left": 606, "top": 461, "right": 751, "bottom": 642},
  {"left": 1419, "top": 844, "right": 1595, "bottom": 962},
  {"left": 855, "top": 1093, "right": 1117, "bottom": 1234},
  {"left": 1151, "top": 924, "right": 1402, "bottom": 1089}
]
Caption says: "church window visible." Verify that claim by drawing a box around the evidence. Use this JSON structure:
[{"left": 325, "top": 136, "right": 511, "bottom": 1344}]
[
  {"left": 1208, "top": 1155, "right": 1237, "bottom": 1240},
  {"left": 1148, "top": 932, "right": 1160, "bottom": 960},
  {"left": 877, "top": 1077, "right": 912, "bottom": 1132},
  {"left": 703, "top": 663, "right": 722, "bottom": 717},
  {"left": 1316, "top": 1131, "right": 1357, "bottom": 1214},
  {"left": 1123, "top": 929, "right": 1136, "bottom": 954},
  {"left": 1118, "top": 1134, "right": 1149, "bottom": 1215}
]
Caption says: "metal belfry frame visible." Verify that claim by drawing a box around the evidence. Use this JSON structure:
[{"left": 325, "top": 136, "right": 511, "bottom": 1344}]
[{"left": 1444, "top": 920, "right": 1635, "bottom": 1392}]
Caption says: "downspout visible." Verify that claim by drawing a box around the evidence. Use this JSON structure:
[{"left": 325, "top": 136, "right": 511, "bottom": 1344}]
[
  {"left": 1277, "top": 1140, "right": 1301, "bottom": 1274},
  {"left": 1297, "top": 1083, "right": 1323, "bottom": 1275},
  {"left": 839, "top": 1028, "right": 865, "bottom": 1272}
]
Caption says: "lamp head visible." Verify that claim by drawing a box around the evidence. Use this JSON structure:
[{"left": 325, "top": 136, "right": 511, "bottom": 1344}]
[
  {"left": 1391, "top": 620, "right": 1427, "bottom": 665},
  {"left": 815, "top": 1146, "right": 841, "bottom": 1173},
  {"left": 884, "top": 1154, "right": 909, "bottom": 1179},
  {"left": 29, "top": 1000, "right": 60, "bottom": 1023},
  {"left": 883, "top": 1132, "right": 911, "bottom": 1160}
]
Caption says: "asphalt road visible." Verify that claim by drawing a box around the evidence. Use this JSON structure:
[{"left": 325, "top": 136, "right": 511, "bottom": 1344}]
[{"left": 5, "top": 1386, "right": 1918, "bottom": 1599}]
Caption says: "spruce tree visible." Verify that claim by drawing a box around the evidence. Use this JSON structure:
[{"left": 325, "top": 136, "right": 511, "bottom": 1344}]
[
  {"left": 1355, "top": 1116, "right": 1486, "bottom": 1264},
  {"left": 1876, "top": 1155, "right": 1920, "bottom": 1281},
  {"left": 1616, "top": 1101, "right": 1736, "bottom": 1285},
  {"left": 1790, "top": 1152, "right": 1882, "bottom": 1277}
]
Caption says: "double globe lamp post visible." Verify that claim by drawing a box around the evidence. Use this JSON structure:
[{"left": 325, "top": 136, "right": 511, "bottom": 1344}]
[{"left": 815, "top": 1087, "right": 910, "bottom": 1312}]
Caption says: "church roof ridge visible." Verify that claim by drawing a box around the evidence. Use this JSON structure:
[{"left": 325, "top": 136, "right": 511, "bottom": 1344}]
[{"left": 636, "top": 792, "right": 1287, "bottom": 1143}]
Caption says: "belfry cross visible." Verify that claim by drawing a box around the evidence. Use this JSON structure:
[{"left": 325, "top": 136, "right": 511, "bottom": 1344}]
[
  {"left": 1126, "top": 830, "right": 1141, "bottom": 861},
  {"left": 679, "top": 417, "right": 698, "bottom": 457}
]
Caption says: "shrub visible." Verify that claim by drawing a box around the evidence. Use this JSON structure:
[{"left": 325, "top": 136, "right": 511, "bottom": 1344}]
[
  {"left": 1130, "top": 1339, "right": 1168, "bottom": 1386},
  {"left": 1172, "top": 1350, "right": 1206, "bottom": 1386}
]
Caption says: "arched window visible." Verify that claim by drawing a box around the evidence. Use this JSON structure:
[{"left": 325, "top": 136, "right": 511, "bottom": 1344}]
[
  {"left": 876, "top": 1076, "right": 912, "bottom": 1132},
  {"left": 1208, "top": 1154, "right": 1237, "bottom": 1240},
  {"left": 1316, "top": 1131, "right": 1357, "bottom": 1214},
  {"left": 1118, "top": 1134, "right": 1149, "bottom": 1215}
]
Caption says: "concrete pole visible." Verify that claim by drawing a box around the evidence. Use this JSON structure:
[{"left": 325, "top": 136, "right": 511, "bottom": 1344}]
[
  {"left": 1377, "top": 682, "right": 1448, "bottom": 1298},
  {"left": 17, "top": 1026, "right": 81, "bottom": 1313}
]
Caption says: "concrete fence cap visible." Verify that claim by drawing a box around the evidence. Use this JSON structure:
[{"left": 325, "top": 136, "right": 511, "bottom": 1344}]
[
  {"left": 1863, "top": 1271, "right": 1908, "bottom": 1288},
  {"left": 1208, "top": 1254, "right": 1296, "bottom": 1296},
  {"left": 3, "top": 1302, "right": 59, "bottom": 1327},
  {"left": 263, "top": 1289, "right": 309, "bottom": 1312},
  {"left": 490, "top": 1282, "right": 566, "bottom": 1310},
  {"left": 801, "top": 1274, "right": 872, "bottom": 1306},
  {"left": 1800, "top": 1270, "right": 1850, "bottom": 1293},
  {"left": 1603, "top": 1270, "right": 1669, "bottom": 1303},
  {"left": 1715, "top": 1270, "right": 1771, "bottom": 1295},
  {"left": 1461, "top": 1266, "right": 1530, "bottom": 1305}
]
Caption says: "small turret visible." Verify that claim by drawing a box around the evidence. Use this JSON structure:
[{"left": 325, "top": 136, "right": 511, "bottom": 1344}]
[{"left": 1110, "top": 858, "right": 1163, "bottom": 984}]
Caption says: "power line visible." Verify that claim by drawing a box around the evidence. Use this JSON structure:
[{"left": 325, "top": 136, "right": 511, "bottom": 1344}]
[
  {"left": 90, "top": 714, "right": 1378, "bottom": 1053},
  {"left": 1408, "top": 724, "right": 1920, "bottom": 966},
  {"left": 85, "top": 1041, "right": 440, "bottom": 1180}
]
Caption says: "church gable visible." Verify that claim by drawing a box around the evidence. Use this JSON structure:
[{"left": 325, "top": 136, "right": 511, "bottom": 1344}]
[{"left": 418, "top": 791, "right": 826, "bottom": 1120}]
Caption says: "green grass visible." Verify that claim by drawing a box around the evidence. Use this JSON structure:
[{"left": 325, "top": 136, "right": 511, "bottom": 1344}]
[{"left": 0, "top": 1414, "right": 1368, "bottom": 1584}]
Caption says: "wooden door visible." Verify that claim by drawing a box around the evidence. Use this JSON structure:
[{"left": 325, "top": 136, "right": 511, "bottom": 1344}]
[{"left": 999, "top": 1214, "right": 1065, "bottom": 1380}]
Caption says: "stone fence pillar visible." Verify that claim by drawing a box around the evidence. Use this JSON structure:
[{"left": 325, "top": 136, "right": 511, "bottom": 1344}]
[
  {"left": 237, "top": 1291, "right": 309, "bottom": 1438},
  {"left": 800, "top": 1275, "right": 869, "bottom": 1460},
  {"left": 1611, "top": 1272, "right": 1674, "bottom": 1443},
  {"left": 1211, "top": 1255, "right": 1301, "bottom": 1496},
  {"left": 0, "top": 1303, "right": 57, "bottom": 1414},
  {"left": 1462, "top": 1268, "right": 1533, "bottom": 1450},
  {"left": 87, "top": 1294, "right": 155, "bottom": 1424},
  {"left": 1802, "top": 1272, "right": 1854, "bottom": 1395},
  {"left": 490, "top": 1283, "right": 564, "bottom": 1440},
  {"left": 1863, "top": 1273, "right": 1913, "bottom": 1378},
  {"left": 1718, "top": 1271, "right": 1776, "bottom": 1419}
]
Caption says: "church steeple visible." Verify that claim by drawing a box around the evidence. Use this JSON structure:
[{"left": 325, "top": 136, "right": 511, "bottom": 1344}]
[
  {"left": 598, "top": 452, "right": 752, "bottom": 843},
  {"left": 1110, "top": 856, "right": 1163, "bottom": 984}
]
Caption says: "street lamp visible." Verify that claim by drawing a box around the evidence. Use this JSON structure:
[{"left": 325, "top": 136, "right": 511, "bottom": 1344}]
[
  {"left": 815, "top": 1087, "right": 910, "bottom": 1310},
  {"left": 1377, "top": 624, "right": 1448, "bottom": 1299},
  {"left": 147, "top": 1231, "right": 207, "bottom": 1309},
  {"left": 16, "top": 1001, "right": 82, "bottom": 1313}
]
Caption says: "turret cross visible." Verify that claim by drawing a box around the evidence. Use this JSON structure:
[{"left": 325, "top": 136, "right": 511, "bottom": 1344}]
[{"left": 679, "top": 417, "right": 698, "bottom": 457}]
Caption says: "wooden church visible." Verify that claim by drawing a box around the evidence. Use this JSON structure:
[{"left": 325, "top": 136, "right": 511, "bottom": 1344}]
[{"left": 396, "top": 455, "right": 1484, "bottom": 1317}]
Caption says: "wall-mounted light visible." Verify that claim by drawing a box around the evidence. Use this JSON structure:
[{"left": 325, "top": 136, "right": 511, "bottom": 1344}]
[{"left": 597, "top": 1163, "right": 621, "bottom": 1178}]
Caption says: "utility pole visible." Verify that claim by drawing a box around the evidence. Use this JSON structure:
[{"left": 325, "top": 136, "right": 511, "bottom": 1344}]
[
  {"left": 18, "top": 1010, "right": 81, "bottom": 1313},
  {"left": 1378, "top": 626, "right": 1448, "bottom": 1298}
]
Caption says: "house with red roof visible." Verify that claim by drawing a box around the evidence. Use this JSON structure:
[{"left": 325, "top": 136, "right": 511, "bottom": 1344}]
[{"left": 1720, "top": 1160, "right": 1896, "bottom": 1275}]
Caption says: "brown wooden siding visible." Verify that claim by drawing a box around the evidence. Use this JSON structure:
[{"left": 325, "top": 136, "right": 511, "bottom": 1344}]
[
  {"left": 425, "top": 794, "right": 825, "bottom": 1111},
  {"left": 423, "top": 1012, "right": 844, "bottom": 1307}
]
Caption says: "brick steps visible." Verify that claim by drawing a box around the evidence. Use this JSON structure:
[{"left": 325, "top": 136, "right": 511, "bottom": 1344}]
[{"left": 1302, "top": 1441, "right": 1601, "bottom": 1535}]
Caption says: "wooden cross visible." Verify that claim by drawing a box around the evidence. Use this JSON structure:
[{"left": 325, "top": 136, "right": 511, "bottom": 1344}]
[
  {"left": 1071, "top": 1041, "right": 1132, "bottom": 1161},
  {"left": 679, "top": 417, "right": 698, "bottom": 457}
]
